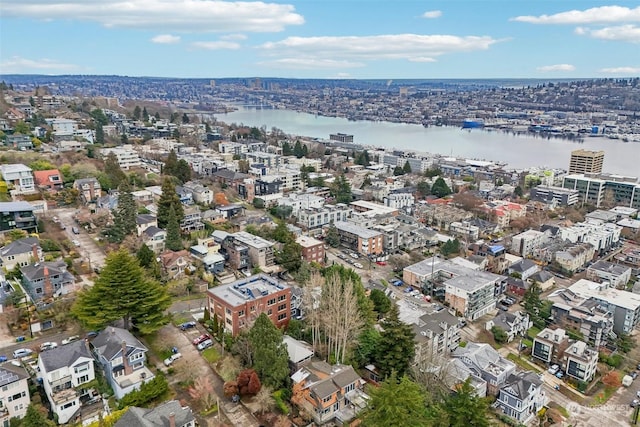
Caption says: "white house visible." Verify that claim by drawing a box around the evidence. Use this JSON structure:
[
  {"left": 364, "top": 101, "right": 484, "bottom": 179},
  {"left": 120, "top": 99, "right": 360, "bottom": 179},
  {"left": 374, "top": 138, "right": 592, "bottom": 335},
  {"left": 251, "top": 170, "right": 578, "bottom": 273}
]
[
  {"left": 0, "top": 362, "right": 31, "bottom": 424},
  {"left": 37, "top": 341, "right": 96, "bottom": 424}
]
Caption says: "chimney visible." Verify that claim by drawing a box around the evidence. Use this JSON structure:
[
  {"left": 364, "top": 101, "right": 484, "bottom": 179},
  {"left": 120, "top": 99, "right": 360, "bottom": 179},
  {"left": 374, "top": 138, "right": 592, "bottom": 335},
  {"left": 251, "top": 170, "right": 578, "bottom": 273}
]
[
  {"left": 43, "top": 266, "right": 53, "bottom": 298},
  {"left": 122, "top": 341, "right": 133, "bottom": 375},
  {"left": 32, "top": 243, "right": 40, "bottom": 262},
  {"left": 169, "top": 412, "right": 176, "bottom": 427}
]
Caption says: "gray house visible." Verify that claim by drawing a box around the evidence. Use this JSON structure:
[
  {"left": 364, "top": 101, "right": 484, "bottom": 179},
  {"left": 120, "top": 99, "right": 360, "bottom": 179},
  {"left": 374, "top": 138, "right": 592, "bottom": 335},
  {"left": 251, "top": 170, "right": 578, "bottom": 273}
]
[
  {"left": 114, "top": 400, "right": 195, "bottom": 427},
  {"left": 91, "top": 326, "right": 155, "bottom": 399},
  {"left": 452, "top": 342, "right": 516, "bottom": 395},
  {"left": 495, "top": 371, "right": 547, "bottom": 424},
  {"left": 21, "top": 261, "right": 74, "bottom": 300}
]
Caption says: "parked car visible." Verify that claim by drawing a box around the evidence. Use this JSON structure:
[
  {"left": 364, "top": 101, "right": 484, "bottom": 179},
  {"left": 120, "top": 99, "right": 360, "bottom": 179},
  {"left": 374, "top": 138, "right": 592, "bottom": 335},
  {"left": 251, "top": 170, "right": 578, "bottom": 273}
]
[
  {"left": 376, "top": 261, "right": 387, "bottom": 266},
  {"left": 631, "top": 371, "right": 639, "bottom": 380},
  {"left": 72, "top": 239, "right": 81, "bottom": 247},
  {"left": 164, "top": 352, "right": 182, "bottom": 366},
  {"left": 62, "top": 335, "right": 80, "bottom": 345},
  {"left": 180, "top": 321, "right": 197, "bottom": 331},
  {"left": 40, "top": 342, "right": 58, "bottom": 351},
  {"left": 86, "top": 331, "right": 99, "bottom": 340},
  {"left": 193, "top": 334, "right": 211, "bottom": 346},
  {"left": 0, "top": 356, "right": 7, "bottom": 363},
  {"left": 72, "top": 226, "right": 80, "bottom": 234},
  {"left": 353, "top": 263, "right": 363, "bottom": 269},
  {"left": 631, "top": 399, "right": 639, "bottom": 408},
  {"left": 350, "top": 253, "right": 359, "bottom": 259},
  {"left": 196, "top": 339, "right": 213, "bottom": 351},
  {"left": 548, "top": 364, "right": 560, "bottom": 375},
  {"left": 12, "top": 349, "right": 33, "bottom": 359}
]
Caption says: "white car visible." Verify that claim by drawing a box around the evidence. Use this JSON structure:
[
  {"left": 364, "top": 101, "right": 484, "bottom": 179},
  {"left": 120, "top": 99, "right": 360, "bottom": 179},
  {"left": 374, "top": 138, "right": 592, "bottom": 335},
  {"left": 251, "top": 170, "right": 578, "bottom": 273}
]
[
  {"left": 353, "top": 263, "right": 363, "bottom": 269},
  {"left": 40, "top": 342, "right": 58, "bottom": 351},
  {"left": 548, "top": 364, "right": 560, "bottom": 375},
  {"left": 164, "top": 353, "right": 182, "bottom": 366},
  {"left": 196, "top": 339, "right": 213, "bottom": 351},
  {"left": 62, "top": 335, "right": 80, "bottom": 345},
  {"left": 12, "top": 348, "right": 33, "bottom": 359}
]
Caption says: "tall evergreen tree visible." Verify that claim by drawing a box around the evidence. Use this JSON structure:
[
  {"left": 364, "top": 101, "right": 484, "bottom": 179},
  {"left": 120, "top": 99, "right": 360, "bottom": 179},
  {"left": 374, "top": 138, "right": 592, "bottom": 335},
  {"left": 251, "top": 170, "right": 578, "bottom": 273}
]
[
  {"left": 157, "top": 178, "right": 184, "bottom": 228},
  {"left": 142, "top": 106, "right": 149, "bottom": 122},
  {"left": 95, "top": 123, "right": 104, "bottom": 144},
  {"left": 293, "top": 140, "right": 303, "bottom": 158},
  {"left": 104, "top": 152, "right": 127, "bottom": 189},
  {"left": 107, "top": 182, "right": 137, "bottom": 243},
  {"left": 282, "top": 141, "right": 293, "bottom": 156},
  {"left": 444, "top": 379, "right": 492, "bottom": 427},
  {"left": 132, "top": 105, "right": 141, "bottom": 120},
  {"left": 182, "top": 113, "right": 190, "bottom": 123},
  {"left": 403, "top": 161, "right": 412, "bottom": 174},
  {"left": 22, "top": 404, "right": 56, "bottom": 427},
  {"left": 137, "top": 243, "right": 155, "bottom": 268},
  {"left": 164, "top": 149, "right": 179, "bottom": 176},
  {"left": 361, "top": 374, "right": 433, "bottom": 427},
  {"left": 331, "top": 174, "right": 352, "bottom": 204},
  {"left": 248, "top": 313, "right": 290, "bottom": 389},
  {"left": 72, "top": 249, "right": 170, "bottom": 334},
  {"left": 325, "top": 223, "right": 340, "bottom": 247},
  {"left": 175, "top": 159, "right": 192, "bottom": 183},
  {"left": 374, "top": 305, "right": 416, "bottom": 378},
  {"left": 165, "top": 205, "right": 183, "bottom": 251},
  {"left": 431, "top": 177, "right": 452, "bottom": 198}
]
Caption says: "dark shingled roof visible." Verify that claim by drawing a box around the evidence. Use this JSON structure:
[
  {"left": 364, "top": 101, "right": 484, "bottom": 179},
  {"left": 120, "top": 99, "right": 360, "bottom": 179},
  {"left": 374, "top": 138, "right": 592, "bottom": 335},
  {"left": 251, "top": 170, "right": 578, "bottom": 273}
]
[
  {"left": 114, "top": 400, "right": 195, "bottom": 427},
  {"left": 0, "top": 362, "right": 28, "bottom": 387},
  {"left": 39, "top": 340, "right": 92, "bottom": 372}
]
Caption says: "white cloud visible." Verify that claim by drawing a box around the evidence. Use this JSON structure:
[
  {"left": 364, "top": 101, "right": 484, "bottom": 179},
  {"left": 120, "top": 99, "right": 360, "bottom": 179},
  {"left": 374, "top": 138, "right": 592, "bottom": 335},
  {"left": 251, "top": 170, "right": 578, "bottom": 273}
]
[
  {"left": 0, "top": 56, "right": 78, "bottom": 73},
  {"left": 191, "top": 41, "right": 241, "bottom": 50},
  {"left": 577, "top": 25, "right": 640, "bottom": 43},
  {"left": 512, "top": 6, "right": 640, "bottom": 24},
  {"left": 220, "top": 34, "right": 248, "bottom": 41},
  {"left": 600, "top": 66, "right": 640, "bottom": 74},
  {"left": 0, "top": 0, "right": 304, "bottom": 32},
  {"left": 259, "top": 34, "right": 498, "bottom": 67},
  {"left": 258, "top": 58, "right": 364, "bottom": 70},
  {"left": 536, "top": 64, "right": 576, "bottom": 72},
  {"left": 422, "top": 10, "right": 442, "bottom": 19},
  {"left": 151, "top": 34, "right": 180, "bottom": 44}
]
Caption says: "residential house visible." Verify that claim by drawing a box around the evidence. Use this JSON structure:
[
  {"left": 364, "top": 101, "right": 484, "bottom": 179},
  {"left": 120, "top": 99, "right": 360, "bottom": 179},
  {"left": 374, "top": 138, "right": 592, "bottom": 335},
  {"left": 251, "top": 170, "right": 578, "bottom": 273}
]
[
  {"left": 586, "top": 260, "right": 632, "bottom": 289},
  {"left": 183, "top": 181, "right": 213, "bottom": 205},
  {"left": 452, "top": 342, "right": 516, "bottom": 395},
  {"left": 37, "top": 341, "right": 96, "bottom": 424},
  {"left": 21, "top": 261, "right": 74, "bottom": 300},
  {"left": 92, "top": 326, "right": 155, "bottom": 399},
  {"left": 528, "top": 270, "right": 556, "bottom": 292},
  {"left": 136, "top": 214, "right": 157, "bottom": 237},
  {"left": 190, "top": 245, "right": 225, "bottom": 274},
  {"left": 0, "top": 237, "right": 42, "bottom": 271},
  {"left": 467, "top": 243, "right": 509, "bottom": 274},
  {"left": 449, "top": 221, "right": 480, "bottom": 242},
  {"left": 291, "top": 362, "right": 369, "bottom": 425},
  {"left": 485, "top": 311, "right": 531, "bottom": 343},
  {"left": 175, "top": 186, "right": 194, "bottom": 205},
  {"left": 0, "top": 362, "right": 30, "bottom": 424},
  {"left": 283, "top": 335, "right": 314, "bottom": 372},
  {"left": 159, "top": 250, "right": 191, "bottom": 279},
  {"left": 563, "top": 340, "right": 598, "bottom": 383},
  {"left": 142, "top": 226, "right": 166, "bottom": 253},
  {"left": 532, "top": 328, "right": 569, "bottom": 366},
  {"left": 334, "top": 221, "right": 384, "bottom": 256},
  {"left": 114, "top": 400, "right": 196, "bottom": 427},
  {"left": 0, "top": 164, "right": 35, "bottom": 194},
  {"left": 507, "top": 259, "right": 539, "bottom": 281},
  {"left": 207, "top": 274, "right": 291, "bottom": 336},
  {"left": 180, "top": 206, "right": 204, "bottom": 232},
  {"left": 296, "top": 236, "right": 325, "bottom": 265},
  {"left": 73, "top": 178, "right": 102, "bottom": 204},
  {"left": 505, "top": 277, "right": 528, "bottom": 297},
  {"left": 101, "top": 146, "right": 142, "bottom": 170},
  {"left": 33, "top": 169, "right": 63, "bottom": 192},
  {"left": 0, "top": 202, "right": 37, "bottom": 233},
  {"left": 495, "top": 371, "right": 546, "bottom": 425},
  {"left": 3, "top": 134, "right": 33, "bottom": 150}
]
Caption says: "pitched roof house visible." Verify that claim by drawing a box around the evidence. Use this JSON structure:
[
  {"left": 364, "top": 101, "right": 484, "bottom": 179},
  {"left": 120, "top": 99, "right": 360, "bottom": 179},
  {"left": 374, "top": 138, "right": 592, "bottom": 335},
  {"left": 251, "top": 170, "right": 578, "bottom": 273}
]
[
  {"left": 114, "top": 400, "right": 195, "bottom": 427},
  {"left": 37, "top": 340, "right": 96, "bottom": 424},
  {"left": 0, "top": 236, "right": 42, "bottom": 271},
  {"left": 33, "top": 169, "right": 63, "bottom": 191},
  {"left": 0, "top": 362, "right": 31, "bottom": 424},
  {"left": 21, "top": 260, "right": 74, "bottom": 300},
  {"left": 495, "top": 371, "right": 547, "bottom": 424},
  {"left": 91, "top": 326, "right": 155, "bottom": 399}
]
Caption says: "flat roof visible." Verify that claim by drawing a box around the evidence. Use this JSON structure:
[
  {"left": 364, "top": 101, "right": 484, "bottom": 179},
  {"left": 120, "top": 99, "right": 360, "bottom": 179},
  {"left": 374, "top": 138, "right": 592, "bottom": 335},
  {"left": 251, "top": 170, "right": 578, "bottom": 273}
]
[
  {"left": 233, "top": 231, "right": 274, "bottom": 249},
  {"left": 569, "top": 279, "right": 640, "bottom": 311},
  {"left": 296, "top": 235, "right": 323, "bottom": 248},
  {"left": 208, "top": 273, "right": 291, "bottom": 307},
  {"left": 405, "top": 257, "right": 503, "bottom": 292},
  {"left": 335, "top": 221, "right": 382, "bottom": 239},
  {"left": 0, "top": 163, "right": 32, "bottom": 174},
  {"left": 0, "top": 201, "right": 35, "bottom": 212}
]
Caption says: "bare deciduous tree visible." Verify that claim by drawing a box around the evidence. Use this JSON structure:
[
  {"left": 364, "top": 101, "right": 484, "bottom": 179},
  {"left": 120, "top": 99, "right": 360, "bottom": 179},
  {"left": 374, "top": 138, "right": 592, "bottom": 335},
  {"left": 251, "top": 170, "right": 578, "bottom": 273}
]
[
  {"left": 253, "top": 386, "right": 275, "bottom": 415},
  {"left": 188, "top": 376, "right": 216, "bottom": 410}
]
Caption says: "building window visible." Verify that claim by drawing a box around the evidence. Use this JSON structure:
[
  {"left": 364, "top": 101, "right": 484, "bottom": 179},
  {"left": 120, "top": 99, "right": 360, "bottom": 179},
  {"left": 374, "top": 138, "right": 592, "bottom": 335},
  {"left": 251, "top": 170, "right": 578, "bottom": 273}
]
[
  {"left": 238, "top": 310, "right": 245, "bottom": 317},
  {"left": 277, "top": 313, "right": 287, "bottom": 321},
  {"left": 78, "top": 375, "right": 89, "bottom": 384},
  {"left": 267, "top": 309, "right": 272, "bottom": 315},
  {"left": 322, "top": 395, "right": 332, "bottom": 403},
  {"left": 226, "top": 318, "right": 232, "bottom": 325},
  {"left": 131, "top": 352, "right": 144, "bottom": 362},
  {"left": 278, "top": 295, "right": 286, "bottom": 301},
  {"left": 267, "top": 298, "right": 276, "bottom": 306},
  {"left": 278, "top": 303, "right": 287, "bottom": 312}
]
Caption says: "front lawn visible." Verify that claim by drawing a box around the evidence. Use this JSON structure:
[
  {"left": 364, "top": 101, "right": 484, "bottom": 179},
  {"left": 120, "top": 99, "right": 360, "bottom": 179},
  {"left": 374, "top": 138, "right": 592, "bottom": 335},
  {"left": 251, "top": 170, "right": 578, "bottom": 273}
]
[
  {"left": 507, "top": 353, "right": 541, "bottom": 372},
  {"left": 201, "top": 347, "right": 221, "bottom": 364}
]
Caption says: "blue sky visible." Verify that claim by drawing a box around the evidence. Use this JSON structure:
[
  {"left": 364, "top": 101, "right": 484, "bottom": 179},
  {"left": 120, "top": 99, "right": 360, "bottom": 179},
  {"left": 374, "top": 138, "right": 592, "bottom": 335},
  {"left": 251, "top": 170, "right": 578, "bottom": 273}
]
[{"left": 1, "top": 1, "right": 639, "bottom": 79}]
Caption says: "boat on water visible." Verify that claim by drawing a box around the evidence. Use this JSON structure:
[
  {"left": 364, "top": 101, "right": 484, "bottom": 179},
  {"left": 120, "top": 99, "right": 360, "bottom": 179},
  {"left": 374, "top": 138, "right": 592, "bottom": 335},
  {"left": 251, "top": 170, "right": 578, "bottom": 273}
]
[{"left": 461, "top": 119, "right": 484, "bottom": 129}]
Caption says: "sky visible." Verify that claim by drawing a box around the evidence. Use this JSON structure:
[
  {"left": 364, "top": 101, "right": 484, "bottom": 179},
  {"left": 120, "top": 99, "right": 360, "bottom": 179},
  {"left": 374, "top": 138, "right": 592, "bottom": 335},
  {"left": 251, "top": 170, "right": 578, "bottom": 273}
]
[{"left": 1, "top": 1, "right": 639, "bottom": 79}]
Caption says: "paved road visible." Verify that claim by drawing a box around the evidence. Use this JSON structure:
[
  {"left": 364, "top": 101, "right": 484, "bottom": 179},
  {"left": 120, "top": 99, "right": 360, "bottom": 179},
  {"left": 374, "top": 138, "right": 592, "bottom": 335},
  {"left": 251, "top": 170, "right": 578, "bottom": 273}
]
[
  {"left": 55, "top": 207, "right": 106, "bottom": 269},
  {"left": 0, "top": 329, "right": 83, "bottom": 360}
]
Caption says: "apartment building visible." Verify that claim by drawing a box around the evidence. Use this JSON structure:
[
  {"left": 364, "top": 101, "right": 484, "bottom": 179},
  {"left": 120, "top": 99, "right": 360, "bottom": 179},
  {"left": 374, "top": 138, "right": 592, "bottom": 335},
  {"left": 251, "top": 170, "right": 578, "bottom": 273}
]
[
  {"left": 560, "top": 221, "right": 621, "bottom": 252},
  {"left": 334, "top": 221, "right": 384, "bottom": 256},
  {"left": 278, "top": 193, "right": 325, "bottom": 215},
  {"left": 511, "top": 230, "right": 546, "bottom": 257},
  {"left": 550, "top": 295, "right": 613, "bottom": 349},
  {"left": 412, "top": 307, "right": 461, "bottom": 360},
  {"left": 563, "top": 341, "right": 598, "bottom": 383},
  {"left": 562, "top": 173, "right": 640, "bottom": 209},
  {"left": 207, "top": 274, "right": 292, "bottom": 336},
  {"left": 0, "top": 164, "right": 35, "bottom": 194},
  {"left": 554, "top": 243, "right": 596, "bottom": 273},
  {"left": 0, "top": 202, "right": 37, "bottom": 233},
  {"left": 383, "top": 192, "right": 415, "bottom": 210},
  {"left": 530, "top": 185, "right": 579, "bottom": 206},
  {"left": 230, "top": 231, "right": 276, "bottom": 269},
  {"left": 296, "top": 235, "right": 325, "bottom": 265},
  {"left": 101, "top": 146, "right": 142, "bottom": 170},
  {"left": 449, "top": 221, "right": 480, "bottom": 241},
  {"left": 568, "top": 279, "right": 640, "bottom": 335}
]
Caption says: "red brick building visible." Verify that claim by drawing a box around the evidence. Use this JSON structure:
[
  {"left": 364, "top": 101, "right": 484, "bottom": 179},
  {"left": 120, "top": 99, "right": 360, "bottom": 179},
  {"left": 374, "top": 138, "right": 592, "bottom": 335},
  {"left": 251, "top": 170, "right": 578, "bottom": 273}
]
[
  {"left": 207, "top": 274, "right": 292, "bottom": 336},
  {"left": 296, "top": 235, "right": 325, "bottom": 265}
]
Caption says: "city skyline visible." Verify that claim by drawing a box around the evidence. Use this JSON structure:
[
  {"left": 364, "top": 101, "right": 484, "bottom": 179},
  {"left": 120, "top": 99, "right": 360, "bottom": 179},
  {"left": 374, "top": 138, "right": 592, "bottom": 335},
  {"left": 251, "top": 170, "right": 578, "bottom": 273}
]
[{"left": 1, "top": 1, "right": 639, "bottom": 79}]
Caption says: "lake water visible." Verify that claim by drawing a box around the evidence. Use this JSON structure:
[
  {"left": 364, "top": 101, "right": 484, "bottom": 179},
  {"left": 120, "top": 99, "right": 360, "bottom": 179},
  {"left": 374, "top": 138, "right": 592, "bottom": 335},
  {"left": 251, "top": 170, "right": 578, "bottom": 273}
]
[{"left": 214, "top": 107, "right": 640, "bottom": 176}]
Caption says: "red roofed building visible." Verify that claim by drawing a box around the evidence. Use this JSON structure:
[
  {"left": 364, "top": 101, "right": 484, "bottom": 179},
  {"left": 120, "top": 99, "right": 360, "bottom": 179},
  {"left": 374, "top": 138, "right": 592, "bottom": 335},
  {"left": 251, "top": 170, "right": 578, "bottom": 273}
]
[
  {"left": 33, "top": 169, "right": 63, "bottom": 192},
  {"left": 485, "top": 201, "right": 526, "bottom": 230}
]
